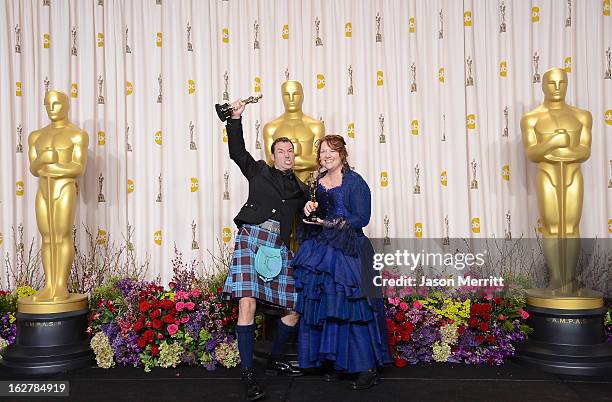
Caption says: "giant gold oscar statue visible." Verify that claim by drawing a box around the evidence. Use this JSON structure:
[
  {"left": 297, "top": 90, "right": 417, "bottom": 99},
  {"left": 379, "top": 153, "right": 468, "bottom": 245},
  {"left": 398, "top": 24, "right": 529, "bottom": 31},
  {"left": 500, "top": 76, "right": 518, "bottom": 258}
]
[
  {"left": 520, "top": 67, "right": 600, "bottom": 308},
  {"left": 1, "top": 90, "right": 94, "bottom": 374},
  {"left": 263, "top": 80, "right": 324, "bottom": 183},
  {"left": 518, "top": 68, "right": 612, "bottom": 376},
  {"left": 21, "top": 90, "right": 89, "bottom": 313}
]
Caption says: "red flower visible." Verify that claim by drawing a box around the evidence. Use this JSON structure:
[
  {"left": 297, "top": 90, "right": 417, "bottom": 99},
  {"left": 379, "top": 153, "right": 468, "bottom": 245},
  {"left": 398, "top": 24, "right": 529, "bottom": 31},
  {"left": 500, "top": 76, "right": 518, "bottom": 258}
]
[
  {"left": 487, "top": 334, "right": 496, "bottom": 344},
  {"left": 133, "top": 321, "right": 144, "bottom": 332},
  {"left": 143, "top": 329, "right": 155, "bottom": 343},
  {"left": 497, "top": 314, "right": 506, "bottom": 321},
  {"left": 152, "top": 319, "right": 162, "bottom": 330},
  {"left": 457, "top": 325, "right": 465, "bottom": 335},
  {"left": 493, "top": 297, "right": 503, "bottom": 305},
  {"left": 151, "top": 345, "right": 159, "bottom": 357},
  {"left": 394, "top": 357, "right": 407, "bottom": 368},
  {"left": 475, "top": 335, "right": 485, "bottom": 344},
  {"left": 402, "top": 322, "right": 415, "bottom": 334},
  {"left": 478, "top": 322, "right": 489, "bottom": 332},
  {"left": 217, "top": 287, "right": 222, "bottom": 294},
  {"left": 394, "top": 312, "right": 406, "bottom": 323},
  {"left": 139, "top": 300, "right": 151, "bottom": 312},
  {"left": 157, "top": 333, "right": 164, "bottom": 340},
  {"left": 137, "top": 337, "right": 146, "bottom": 348},
  {"left": 163, "top": 314, "right": 175, "bottom": 324},
  {"left": 518, "top": 308, "right": 530, "bottom": 320},
  {"left": 388, "top": 335, "right": 397, "bottom": 346},
  {"left": 468, "top": 317, "right": 478, "bottom": 328},
  {"left": 151, "top": 309, "right": 161, "bottom": 319},
  {"left": 386, "top": 318, "right": 396, "bottom": 333},
  {"left": 168, "top": 282, "right": 176, "bottom": 290},
  {"left": 161, "top": 299, "right": 174, "bottom": 310}
]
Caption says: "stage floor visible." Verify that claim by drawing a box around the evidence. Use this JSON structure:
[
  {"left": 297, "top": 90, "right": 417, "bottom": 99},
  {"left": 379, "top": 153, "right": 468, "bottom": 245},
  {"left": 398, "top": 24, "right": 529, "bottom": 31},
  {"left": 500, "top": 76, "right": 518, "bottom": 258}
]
[{"left": 0, "top": 360, "right": 610, "bottom": 401}]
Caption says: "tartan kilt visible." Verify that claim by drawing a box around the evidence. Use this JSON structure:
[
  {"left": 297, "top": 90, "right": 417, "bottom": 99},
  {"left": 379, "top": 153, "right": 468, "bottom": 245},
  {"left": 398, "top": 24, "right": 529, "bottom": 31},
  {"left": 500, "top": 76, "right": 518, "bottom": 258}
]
[{"left": 222, "top": 224, "right": 296, "bottom": 310}]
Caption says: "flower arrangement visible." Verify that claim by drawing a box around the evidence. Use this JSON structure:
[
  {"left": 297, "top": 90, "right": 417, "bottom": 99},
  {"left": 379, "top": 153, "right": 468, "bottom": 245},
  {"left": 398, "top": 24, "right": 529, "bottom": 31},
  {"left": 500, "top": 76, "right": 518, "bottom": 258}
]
[
  {"left": 386, "top": 290, "right": 533, "bottom": 367},
  {"left": 87, "top": 274, "right": 240, "bottom": 372},
  {"left": 0, "top": 230, "right": 610, "bottom": 371}
]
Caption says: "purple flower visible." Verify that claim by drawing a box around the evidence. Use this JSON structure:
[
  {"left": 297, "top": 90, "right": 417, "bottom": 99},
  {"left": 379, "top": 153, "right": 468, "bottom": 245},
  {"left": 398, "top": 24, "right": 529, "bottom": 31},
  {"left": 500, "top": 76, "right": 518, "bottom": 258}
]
[
  {"left": 111, "top": 331, "right": 142, "bottom": 367},
  {"left": 0, "top": 313, "right": 16, "bottom": 345},
  {"left": 102, "top": 321, "right": 120, "bottom": 342},
  {"left": 182, "top": 351, "right": 197, "bottom": 365}
]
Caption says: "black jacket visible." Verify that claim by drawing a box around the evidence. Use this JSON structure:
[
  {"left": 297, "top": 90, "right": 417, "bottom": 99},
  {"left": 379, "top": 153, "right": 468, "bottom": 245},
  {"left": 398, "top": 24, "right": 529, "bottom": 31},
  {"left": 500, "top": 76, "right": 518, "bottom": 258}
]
[{"left": 227, "top": 117, "right": 307, "bottom": 245}]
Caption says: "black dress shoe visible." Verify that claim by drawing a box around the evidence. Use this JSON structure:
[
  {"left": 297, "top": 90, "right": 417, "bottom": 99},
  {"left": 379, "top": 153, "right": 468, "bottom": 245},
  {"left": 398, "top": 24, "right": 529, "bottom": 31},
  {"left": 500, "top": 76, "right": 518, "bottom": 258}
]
[
  {"left": 323, "top": 371, "right": 343, "bottom": 382},
  {"left": 241, "top": 368, "right": 265, "bottom": 401},
  {"left": 349, "top": 369, "right": 378, "bottom": 390},
  {"left": 265, "top": 356, "right": 304, "bottom": 377}
]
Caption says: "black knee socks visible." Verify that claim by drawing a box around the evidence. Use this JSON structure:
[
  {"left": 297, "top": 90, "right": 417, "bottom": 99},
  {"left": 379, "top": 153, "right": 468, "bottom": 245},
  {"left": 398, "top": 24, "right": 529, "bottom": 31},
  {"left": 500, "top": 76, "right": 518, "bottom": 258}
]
[
  {"left": 271, "top": 319, "right": 296, "bottom": 358},
  {"left": 236, "top": 324, "right": 255, "bottom": 369}
]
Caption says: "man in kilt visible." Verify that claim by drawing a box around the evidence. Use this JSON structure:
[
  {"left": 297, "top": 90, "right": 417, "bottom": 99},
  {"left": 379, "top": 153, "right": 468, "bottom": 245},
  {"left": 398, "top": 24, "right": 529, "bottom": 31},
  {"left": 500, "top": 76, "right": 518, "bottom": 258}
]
[{"left": 222, "top": 99, "right": 307, "bottom": 401}]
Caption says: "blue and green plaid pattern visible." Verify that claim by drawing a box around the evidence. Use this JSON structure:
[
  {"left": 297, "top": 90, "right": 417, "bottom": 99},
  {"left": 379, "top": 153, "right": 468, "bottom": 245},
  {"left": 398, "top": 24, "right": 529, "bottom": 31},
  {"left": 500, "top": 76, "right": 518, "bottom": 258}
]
[{"left": 222, "top": 224, "right": 296, "bottom": 310}]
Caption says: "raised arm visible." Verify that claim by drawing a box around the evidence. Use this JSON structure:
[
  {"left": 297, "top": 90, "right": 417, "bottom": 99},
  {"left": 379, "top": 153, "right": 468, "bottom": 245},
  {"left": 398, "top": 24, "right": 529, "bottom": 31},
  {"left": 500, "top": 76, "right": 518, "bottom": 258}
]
[{"left": 227, "top": 117, "right": 259, "bottom": 180}]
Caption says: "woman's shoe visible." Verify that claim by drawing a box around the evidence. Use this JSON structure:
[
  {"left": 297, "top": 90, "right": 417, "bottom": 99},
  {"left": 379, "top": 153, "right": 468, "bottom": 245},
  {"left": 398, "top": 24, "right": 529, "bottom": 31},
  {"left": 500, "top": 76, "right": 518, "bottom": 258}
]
[
  {"left": 349, "top": 369, "right": 378, "bottom": 390},
  {"left": 323, "top": 370, "right": 343, "bottom": 382}
]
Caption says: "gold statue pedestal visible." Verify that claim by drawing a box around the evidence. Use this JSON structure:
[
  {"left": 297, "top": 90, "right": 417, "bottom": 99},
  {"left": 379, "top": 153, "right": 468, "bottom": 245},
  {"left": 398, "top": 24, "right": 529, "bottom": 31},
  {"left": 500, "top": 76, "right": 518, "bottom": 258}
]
[
  {"left": 526, "top": 288, "right": 604, "bottom": 310},
  {"left": 18, "top": 293, "right": 88, "bottom": 314},
  {"left": 518, "top": 289, "right": 612, "bottom": 376}
]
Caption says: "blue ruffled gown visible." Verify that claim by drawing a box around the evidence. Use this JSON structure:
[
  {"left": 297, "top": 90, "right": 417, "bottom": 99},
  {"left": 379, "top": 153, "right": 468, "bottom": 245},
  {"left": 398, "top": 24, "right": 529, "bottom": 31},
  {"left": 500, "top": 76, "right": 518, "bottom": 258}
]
[{"left": 292, "top": 179, "right": 391, "bottom": 373}]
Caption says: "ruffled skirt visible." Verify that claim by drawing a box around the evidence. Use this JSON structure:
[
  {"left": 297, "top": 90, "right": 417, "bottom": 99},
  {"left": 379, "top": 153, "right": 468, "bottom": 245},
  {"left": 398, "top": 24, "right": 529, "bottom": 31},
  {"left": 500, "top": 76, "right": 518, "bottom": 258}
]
[{"left": 292, "top": 229, "right": 391, "bottom": 372}]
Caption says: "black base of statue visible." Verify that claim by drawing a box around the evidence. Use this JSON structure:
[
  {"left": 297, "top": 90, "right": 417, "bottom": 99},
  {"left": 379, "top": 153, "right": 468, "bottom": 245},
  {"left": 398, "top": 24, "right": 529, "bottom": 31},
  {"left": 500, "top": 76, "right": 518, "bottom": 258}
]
[
  {"left": 0, "top": 309, "right": 94, "bottom": 375},
  {"left": 517, "top": 305, "right": 612, "bottom": 376},
  {"left": 253, "top": 308, "right": 298, "bottom": 365}
]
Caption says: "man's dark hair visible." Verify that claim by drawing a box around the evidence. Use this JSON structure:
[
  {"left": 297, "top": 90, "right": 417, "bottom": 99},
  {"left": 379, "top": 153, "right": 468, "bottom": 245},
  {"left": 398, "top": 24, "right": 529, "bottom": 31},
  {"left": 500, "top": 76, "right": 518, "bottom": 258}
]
[{"left": 271, "top": 137, "right": 294, "bottom": 154}]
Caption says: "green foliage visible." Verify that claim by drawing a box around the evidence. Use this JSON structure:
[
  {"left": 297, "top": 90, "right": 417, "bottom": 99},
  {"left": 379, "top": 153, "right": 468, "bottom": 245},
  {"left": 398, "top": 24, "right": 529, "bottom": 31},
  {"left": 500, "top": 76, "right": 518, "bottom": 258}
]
[
  {"left": 90, "top": 277, "right": 124, "bottom": 308},
  {"left": 0, "top": 293, "right": 17, "bottom": 316}
]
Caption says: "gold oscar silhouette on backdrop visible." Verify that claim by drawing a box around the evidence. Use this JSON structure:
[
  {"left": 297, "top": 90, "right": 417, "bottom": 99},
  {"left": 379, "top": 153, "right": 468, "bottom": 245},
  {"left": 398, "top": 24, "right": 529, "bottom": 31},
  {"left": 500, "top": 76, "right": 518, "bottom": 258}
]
[
  {"left": 521, "top": 67, "right": 602, "bottom": 309},
  {"left": 22, "top": 90, "right": 89, "bottom": 314},
  {"left": 263, "top": 80, "right": 324, "bottom": 182}
]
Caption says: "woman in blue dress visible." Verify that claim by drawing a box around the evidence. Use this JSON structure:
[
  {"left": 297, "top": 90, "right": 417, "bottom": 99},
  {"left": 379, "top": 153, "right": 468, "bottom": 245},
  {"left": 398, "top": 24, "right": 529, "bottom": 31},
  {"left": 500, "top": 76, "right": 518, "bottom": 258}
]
[{"left": 293, "top": 134, "right": 391, "bottom": 390}]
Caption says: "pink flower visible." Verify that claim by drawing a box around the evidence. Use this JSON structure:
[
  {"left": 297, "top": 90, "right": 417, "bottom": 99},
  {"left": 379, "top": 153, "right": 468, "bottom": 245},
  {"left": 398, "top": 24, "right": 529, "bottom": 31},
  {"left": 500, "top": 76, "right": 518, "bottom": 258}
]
[
  {"left": 518, "top": 308, "right": 529, "bottom": 320},
  {"left": 191, "top": 289, "right": 201, "bottom": 298},
  {"left": 412, "top": 300, "right": 423, "bottom": 310},
  {"left": 167, "top": 324, "right": 179, "bottom": 335},
  {"left": 185, "top": 302, "right": 195, "bottom": 311},
  {"left": 175, "top": 291, "right": 190, "bottom": 300},
  {"left": 176, "top": 301, "right": 185, "bottom": 311},
  {"left": 180, "top": 315, "right": 190, "bottom": 324},
  {"left": 417, "top": 287, "right": 429, "bottom": 297},
  {"left": 387, "top": 297, "right": 400, "bottom": 306},
  {"left": 398, "top": 286, "right": 413, "bottom": 298},
  {"left": 399, "top": 302, "right": 409, "bottom": 311}
]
